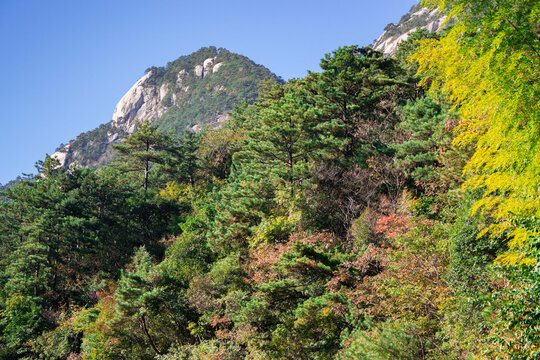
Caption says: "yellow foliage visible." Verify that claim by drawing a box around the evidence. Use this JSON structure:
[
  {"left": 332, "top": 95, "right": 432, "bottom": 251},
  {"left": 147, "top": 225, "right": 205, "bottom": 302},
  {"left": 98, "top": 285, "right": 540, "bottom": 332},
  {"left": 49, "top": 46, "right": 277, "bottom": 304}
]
[
  {"left": 159, "top": 181, "right": 191, "bottom": 202},
  {"left": 414, "top": 0, "right": 540, "bottom": 263}
]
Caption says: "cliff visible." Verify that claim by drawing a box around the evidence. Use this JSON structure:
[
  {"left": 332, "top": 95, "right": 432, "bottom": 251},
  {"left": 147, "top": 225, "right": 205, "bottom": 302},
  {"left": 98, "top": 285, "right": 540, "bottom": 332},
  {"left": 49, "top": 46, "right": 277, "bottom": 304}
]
[{"left": 52, "top": 46, "right": 282, "bottom": 168}]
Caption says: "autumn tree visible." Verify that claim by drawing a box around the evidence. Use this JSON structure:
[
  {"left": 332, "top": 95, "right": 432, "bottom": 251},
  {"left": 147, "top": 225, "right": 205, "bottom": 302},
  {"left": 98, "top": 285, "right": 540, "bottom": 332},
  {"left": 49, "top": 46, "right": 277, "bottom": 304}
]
[
  {"left": 415, "top": 0, "right": 540, "bottom": 356},
  {"left": 415, "top": 0, "right": 540, "bottom": 258}
]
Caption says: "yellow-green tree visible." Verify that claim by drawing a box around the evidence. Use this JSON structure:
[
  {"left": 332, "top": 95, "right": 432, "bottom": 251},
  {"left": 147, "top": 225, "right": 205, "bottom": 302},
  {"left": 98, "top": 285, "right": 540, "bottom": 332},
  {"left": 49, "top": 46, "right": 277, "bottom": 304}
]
[
  {"left": 414, "top": 1, "right": 540, "bottom": 357},
  {"left": 414, "top": 0, "right": 539, "bottom": 264}
]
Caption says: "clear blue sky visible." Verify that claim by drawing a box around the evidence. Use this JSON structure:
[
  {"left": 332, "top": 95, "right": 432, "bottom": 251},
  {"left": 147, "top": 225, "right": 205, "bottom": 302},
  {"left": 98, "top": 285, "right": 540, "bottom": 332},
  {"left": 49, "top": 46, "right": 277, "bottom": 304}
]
[{"left": 0, "top": 0, "right": 418, "bottom": 184}]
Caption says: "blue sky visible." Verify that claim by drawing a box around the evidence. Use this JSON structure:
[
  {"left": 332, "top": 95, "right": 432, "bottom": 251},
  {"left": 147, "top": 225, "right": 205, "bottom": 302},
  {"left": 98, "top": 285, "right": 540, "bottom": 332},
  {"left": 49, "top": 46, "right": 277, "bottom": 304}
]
[{"left": 0, "top": 0, "right": 418, "bottom": 184}]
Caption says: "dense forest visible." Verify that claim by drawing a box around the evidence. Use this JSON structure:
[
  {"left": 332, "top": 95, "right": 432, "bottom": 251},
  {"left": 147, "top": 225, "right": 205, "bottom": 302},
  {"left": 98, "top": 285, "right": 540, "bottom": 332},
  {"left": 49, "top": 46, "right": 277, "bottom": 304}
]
[{"left": 1, "top": 0, "right": 538, "bottom": 359}]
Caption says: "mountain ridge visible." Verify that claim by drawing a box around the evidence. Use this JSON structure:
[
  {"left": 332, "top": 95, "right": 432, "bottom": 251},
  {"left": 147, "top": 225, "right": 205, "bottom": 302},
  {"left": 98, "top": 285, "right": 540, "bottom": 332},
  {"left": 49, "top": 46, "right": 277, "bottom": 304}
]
[{"left": 52, "top": 46, "right": 282, "bottom": 169}]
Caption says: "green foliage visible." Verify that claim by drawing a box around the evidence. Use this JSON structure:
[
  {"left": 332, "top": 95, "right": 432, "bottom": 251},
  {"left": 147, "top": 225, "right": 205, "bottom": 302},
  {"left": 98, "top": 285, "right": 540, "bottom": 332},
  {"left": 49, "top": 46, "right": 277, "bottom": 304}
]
[
  {"left": 2, "top": 5, "right": 537, "bottom": 357},
  {"left": 152, "top": 46, "right": 283, "bottom": 135},
  {"left": 31, "top": 312, "right": 82, "bottom": 360},
  {"left": 115, "top": 247, "right": 165, "bottom": 357},
  {"left": 0, "top": 294, "right": 44, "bottom": 352},
  {"left": 57, "top": 122, "right": 126, "bottom": 168},
  {"left": 338, "top": 319, "right": 425, "bottom": 360},
  {"left": 113, "top": 119, "right": 176, "bottom": 190},
  {"left": 157, "top": 340, "right": 245, "bottom": 360},
  {"left": 0, "top": 177, "right": 22, "bottom": 203},
  {"left": 489, "top": 218, "right": 540, "bottom": 359},
  {"left": 241, "top": 81, "right": 315, "bottom": 201},
  {"left": 270, "top": 293, "right": 349, "bottom": 359},
  {"left": 253, "top": 216, "right": 297, "bottom": 245},
  {"left": 300, "top": 45, "right": 416, "bottom": 236},
  {"left": 393, "top": 94, "right": 459, "bottom": 198},
  {"left": 414, "top": 2, "right": 539, "bottom": 356},
  {"left": 158, "top": 131, "right": 201, "bottom": 186}
]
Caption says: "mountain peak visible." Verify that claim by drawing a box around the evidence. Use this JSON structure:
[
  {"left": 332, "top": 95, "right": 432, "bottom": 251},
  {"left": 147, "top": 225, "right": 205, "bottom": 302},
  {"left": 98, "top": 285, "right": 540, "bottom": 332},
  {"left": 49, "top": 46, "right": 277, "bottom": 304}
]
[
  {"left": 374, "top": 4, "right": 446, "bottom": 56},
  {"left": 52, "top": 47, "right": 282, "bottom": 169}
]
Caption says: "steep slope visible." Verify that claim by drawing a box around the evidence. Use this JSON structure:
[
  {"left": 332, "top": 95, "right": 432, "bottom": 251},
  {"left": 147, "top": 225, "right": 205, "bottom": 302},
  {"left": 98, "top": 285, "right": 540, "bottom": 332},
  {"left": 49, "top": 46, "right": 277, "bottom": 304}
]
[
  {"left": 374, "top": 3, "right": 446, "bottom": 56},
  {"left": 52, "top": 46, "right": 282, "bottom": 168}
]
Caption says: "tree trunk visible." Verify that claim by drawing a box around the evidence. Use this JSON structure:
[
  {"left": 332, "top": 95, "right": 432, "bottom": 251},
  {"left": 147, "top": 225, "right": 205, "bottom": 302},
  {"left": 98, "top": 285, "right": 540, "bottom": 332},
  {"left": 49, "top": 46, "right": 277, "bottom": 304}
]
[
  {"left": 144, "top": 141, "right": 149, "bottom": 191},
  {"left": 144, "top": 160, "right": 149, "bottom": 191},
  {"left": 140, "top": 313, "right": 161, "bottom": 355}
]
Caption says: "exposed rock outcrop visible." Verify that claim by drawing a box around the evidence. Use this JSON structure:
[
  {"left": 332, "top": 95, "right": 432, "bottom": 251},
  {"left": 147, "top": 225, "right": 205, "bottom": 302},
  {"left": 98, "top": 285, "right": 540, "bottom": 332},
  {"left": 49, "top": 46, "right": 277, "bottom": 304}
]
[
  {"left": 194, "top": 65, "right": 204, "bottom": 78},
  {"left": 53, "top": 70, "right": 170, "bottom": 167},
  {"left": 110, "top": 71, "right": 171, "bottom": 134},
  {"left": 52, "top": 147, "right": 68, "bottom": 166},
  {"left": 51, "top": 46, "right": 282, "bottom": 169},
  {"left": 203, "top": 57, "right": 214, "bottom": 76},
  {"left": 374, "top": 5, "right": 446, "bottom": 56},
  {"left": 176, "top": 69, "right": 187, "bottom": 86},
  {"left": 213, "top": 62, "right": 224, "bottom": 73},
  {"left": 190, "top": 113, "right": 231, "bottom": 132}
]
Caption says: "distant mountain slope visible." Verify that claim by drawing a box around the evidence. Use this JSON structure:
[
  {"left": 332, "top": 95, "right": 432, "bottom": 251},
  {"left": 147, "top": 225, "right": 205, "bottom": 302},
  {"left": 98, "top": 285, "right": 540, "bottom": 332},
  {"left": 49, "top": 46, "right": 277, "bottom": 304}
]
[
  {"left": 0, "top": 177, "right": 22, "bottom": 202},
  {"left": 52, "top": 46, "right": 282, "bottom": 168},
  {"left": 374, "top": 3, "right": 446, "bottom": 56}
]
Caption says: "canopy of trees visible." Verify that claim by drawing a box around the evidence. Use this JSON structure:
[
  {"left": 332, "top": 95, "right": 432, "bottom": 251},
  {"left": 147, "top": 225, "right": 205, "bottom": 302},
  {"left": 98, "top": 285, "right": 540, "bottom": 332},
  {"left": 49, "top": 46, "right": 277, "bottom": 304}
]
[{"left": 1, "top": 2, "right": 538, "bottom": 358}]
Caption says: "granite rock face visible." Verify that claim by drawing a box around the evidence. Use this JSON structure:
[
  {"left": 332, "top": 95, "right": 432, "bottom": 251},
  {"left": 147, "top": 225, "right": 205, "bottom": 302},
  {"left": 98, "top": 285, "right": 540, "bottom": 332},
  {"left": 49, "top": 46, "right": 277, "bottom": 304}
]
[
  {"left": 213, "top": 62, "right": 224, "bottom": 73},
  {"left": 194, "top": 65, "right": 204, "bottom": 78},
  {"left": 374, "top": 5, "right": 446, "bottom": 56},
  {"left": 53, "top": 70, "right": 169, "bottom": 167},
  {"left": 111, "top": 72, "right": 170, "bottom": 134},
  {"left": 203, "top": 57, "right": 214, "bottom": 76},
  {"left": 51, "top": 47, "right": 281, "bottom": 168}
]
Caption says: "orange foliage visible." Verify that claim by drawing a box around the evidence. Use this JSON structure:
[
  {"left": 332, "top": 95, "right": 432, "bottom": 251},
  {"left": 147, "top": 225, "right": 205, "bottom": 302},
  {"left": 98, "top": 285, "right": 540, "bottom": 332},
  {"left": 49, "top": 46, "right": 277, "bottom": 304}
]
[
  {"left": 244, "top": 232, "right": 337, "bottom": 285},
  {"left": 374, "top": 213, "right": 410, "bottom": 240}
]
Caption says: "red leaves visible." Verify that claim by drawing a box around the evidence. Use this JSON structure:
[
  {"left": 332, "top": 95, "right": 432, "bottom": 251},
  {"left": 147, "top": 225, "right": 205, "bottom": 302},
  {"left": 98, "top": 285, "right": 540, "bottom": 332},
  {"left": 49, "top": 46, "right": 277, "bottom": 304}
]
[
  {"left": 244, "top": 232, "right": 337, "bottom": 285},
  {"left": 211, "top": 315, "right": 232, "bottom": 329},
  {"left": 374, "top": 213, "right": 410, "bottom": 240}
]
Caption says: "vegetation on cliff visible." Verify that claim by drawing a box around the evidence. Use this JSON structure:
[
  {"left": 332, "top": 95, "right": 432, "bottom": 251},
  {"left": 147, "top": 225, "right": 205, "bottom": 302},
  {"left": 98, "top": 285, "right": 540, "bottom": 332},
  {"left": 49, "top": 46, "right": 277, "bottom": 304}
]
[{"left": 55, "top": 46, "right": 282, "bottom": 169}]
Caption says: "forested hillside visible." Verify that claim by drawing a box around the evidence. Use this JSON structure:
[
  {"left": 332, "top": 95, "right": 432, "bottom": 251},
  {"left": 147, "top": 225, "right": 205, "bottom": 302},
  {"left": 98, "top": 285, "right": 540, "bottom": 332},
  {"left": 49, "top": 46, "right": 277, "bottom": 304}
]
[
  {"left": 51, "top": 47, "right": 282, "bottom": 169},
  {"left": 1, "top": 0, "right": 538, "bottom": 359}
]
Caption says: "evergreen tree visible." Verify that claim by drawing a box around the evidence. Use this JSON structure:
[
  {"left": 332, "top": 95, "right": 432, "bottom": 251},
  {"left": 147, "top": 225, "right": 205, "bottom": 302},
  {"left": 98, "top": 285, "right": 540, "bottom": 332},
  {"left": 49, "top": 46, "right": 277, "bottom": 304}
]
[
  {"left": 113, "top": 120, "right": 175, "bottom": 191},
  {"left": 115, "top": 247, "right": 165, "bottom": 356},
  {"left": 242, "top": 81, "right": 315, "bottom": 200},
  {"left": 303, "top": 46, "right": 416, "bottom": 236},
  {"left": 393, "top": 95, "right": 457, "bottom": 195},
  {"left": 308, "top": 46, "right": 415, "bottom": 165},
  {"left": 160, "top": 131, "right": 200, "bottom": 186}
]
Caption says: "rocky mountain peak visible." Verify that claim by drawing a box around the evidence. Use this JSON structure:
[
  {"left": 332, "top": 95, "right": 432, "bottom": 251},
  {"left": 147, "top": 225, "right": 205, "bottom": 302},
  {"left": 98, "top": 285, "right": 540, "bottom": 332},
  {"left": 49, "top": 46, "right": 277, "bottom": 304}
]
[
  {"left": 374, "top": 4, "right": 446, "bottom": 56},
  {"left": 110, "top": 55, "right": 229, "bottom": 136},
  {"left": 51, "top": 46, "right": 282, "bottom": 169}
]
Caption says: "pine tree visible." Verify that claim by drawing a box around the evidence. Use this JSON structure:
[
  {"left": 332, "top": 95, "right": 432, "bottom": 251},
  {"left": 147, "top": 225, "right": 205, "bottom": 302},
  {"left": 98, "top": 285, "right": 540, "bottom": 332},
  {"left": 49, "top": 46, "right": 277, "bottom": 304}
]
[
  {"left": 242, "top": 81, "right": 315, "bottom": 200},
  {"left": 307, "top": 46, "right": 415, "bottom": 165},
  {"left": 393, "top": 95, "right": 458, "bottom": 195},
  {"left": 115, "top": 247, "right": 163, "bottom": 356},
  {"left": 302, "top": 46, "right": 416, "bottom": 235},
  {"left": 160, "top": 130, "right": 200, "bottom": 186},
  {"left": 113, "top": 120, "right": 175, "bottom": 191}
]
